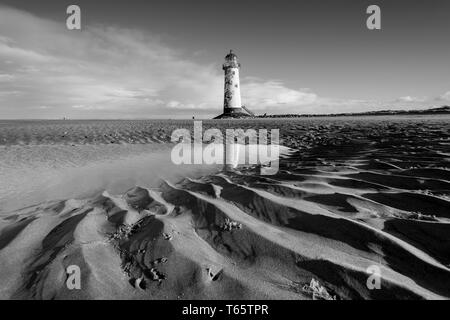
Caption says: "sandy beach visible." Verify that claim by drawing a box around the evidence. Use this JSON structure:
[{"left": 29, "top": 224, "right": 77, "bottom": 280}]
[{"left": 0, "top": 115, "right": 449, "bottom": 300}]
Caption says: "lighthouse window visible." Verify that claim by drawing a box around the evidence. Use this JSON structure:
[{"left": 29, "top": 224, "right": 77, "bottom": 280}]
[{"left": 235, "top": 84, "right": 238, "bottom": 88}]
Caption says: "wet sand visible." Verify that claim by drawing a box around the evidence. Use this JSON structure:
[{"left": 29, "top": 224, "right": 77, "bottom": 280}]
[{"left": 0, "top": 115, "right": 449, "bottom": 300}]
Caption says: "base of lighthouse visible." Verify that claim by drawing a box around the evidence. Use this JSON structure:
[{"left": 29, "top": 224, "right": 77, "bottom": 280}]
[{"left": 214, "top": 107, "right": 252, "bottom": 119}]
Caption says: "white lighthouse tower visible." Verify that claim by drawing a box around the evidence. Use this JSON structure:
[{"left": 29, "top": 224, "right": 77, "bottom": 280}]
[{"left": 215, "top": 50, "right": 252, "bottom": 118}]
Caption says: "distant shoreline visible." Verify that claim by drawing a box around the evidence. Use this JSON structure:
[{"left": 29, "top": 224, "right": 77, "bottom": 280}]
[{"left": 256, "top": 106, "right": 450, "bottom": 118}]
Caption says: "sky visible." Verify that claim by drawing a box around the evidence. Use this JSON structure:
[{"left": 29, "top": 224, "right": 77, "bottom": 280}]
[{"left": 0, "top": 0, "right": 449, "bottom": 119}]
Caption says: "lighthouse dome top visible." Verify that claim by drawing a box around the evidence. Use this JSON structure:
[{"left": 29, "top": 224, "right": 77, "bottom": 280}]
[
  {"left": 225, "top": 50, "right": 238, "bottom": 61},
  {"left": 223, "top": 50, "right": 240, "bottom": 70}
]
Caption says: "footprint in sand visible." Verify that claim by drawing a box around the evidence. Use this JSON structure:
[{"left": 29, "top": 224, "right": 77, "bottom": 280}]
[
  {"left": 152, "top": 257, "right": 168, "bottom": 265},
  {"left": 147, "top": 268, "right": 166, "bottom": 282},
  {"left": 162, "top": 233, "right": 173, "bottom": 240},
  {"left": 130, "top": 276, "right": 146, "bottom": 290},
  {"left": 206, "top": 267, "right": 224, "bottom": 282}
]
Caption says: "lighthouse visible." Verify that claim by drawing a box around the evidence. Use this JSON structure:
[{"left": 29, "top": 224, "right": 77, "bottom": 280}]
[{"left": 214, "top": 50, "right": 252, "bottom": 119}]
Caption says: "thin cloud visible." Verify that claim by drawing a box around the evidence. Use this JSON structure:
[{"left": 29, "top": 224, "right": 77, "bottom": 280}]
[
  {"left": 438, "top": 91, "right": 450, "bottom": 101},
  {"left": 242, "top": 80, "right": 318, "bottom": 110},
  {"left": 396, "top": 96, "right": 427, "bottom": 103}
]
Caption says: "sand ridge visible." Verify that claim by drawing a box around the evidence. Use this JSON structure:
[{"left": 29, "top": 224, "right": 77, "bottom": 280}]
[{"left": 0, "top": 116, "right": 449, "bottom": 299}]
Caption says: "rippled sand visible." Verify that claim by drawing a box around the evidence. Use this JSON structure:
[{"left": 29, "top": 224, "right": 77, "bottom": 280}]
[{"left": 0, "top": 116, "right": 449, "bottom": 300}]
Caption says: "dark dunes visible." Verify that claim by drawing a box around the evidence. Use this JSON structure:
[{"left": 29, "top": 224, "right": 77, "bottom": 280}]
[
  {"left": 124, "top": 187, "right": 155, "bottom": 210},
  {"left": 124, "top": 187, "right": 167, "bottom": 214},
  {"left": 13, "top": 210, "right": 91, "bottom": 299},
  {"left": 179, "top": 179, "right": 220, "bottom": 198},
  {"left": 159, "top": 181, "right": 324, "bottom": 298},
  {"left": 182, "top": 177, "right": 450, "bottom": 298},
  {"left": 262, "top": 171, "right": 310, "bottom": 183},
  {"left": 383, "top": 219, "right": 450, "bottom": 266},
  {"left": 160, "top": 181, "right": 378, "bottom": 299},
  {"left": 328, "top": 177, "right": 390, "bottom": 190},
  {"left": 90, "top": 194, "right": 129, "bottom": 226},
  {"left": 114, "top": 216, "right": 171, "bottom": 287},
  {"left": 356, "top": 159, "right": 404, "bottom": 171},
  {"left": 162, "top": 182, "right": 230, "bottom": 230},
  {"left": 363, "top": 192, "right": 450, "bottom": 218},
  {"left": 381, "top": 243, "right": 450, "bottom": 297},
  {"left": 397, "top": 168, "right": 450, "bottom": 181},
  {"left": 250, "top": 182, "right": 312, "bottom": 199},
  {"left": 288, "top": 212, "right": 450, "bottom": 298},
  {"left": 381, "top": 160, "right": 449, "bottom": 170},
  {"left": 297, "top": 259, "right": 424, "bottom": 300},
  {"left": 195, "top": 206, "right": 303, "bottom": 271},
  {"left": 0, "top": 217, "right": 37, "bottom": 250},
  {"left": 204, "top": 176, "right": 302, "bottom": 227},
  {"left": 347, "top": 172, "right": 450, "bottom": 191},
  {"left": 304, "top": 193, "right": 359, "bottom": 214}
]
